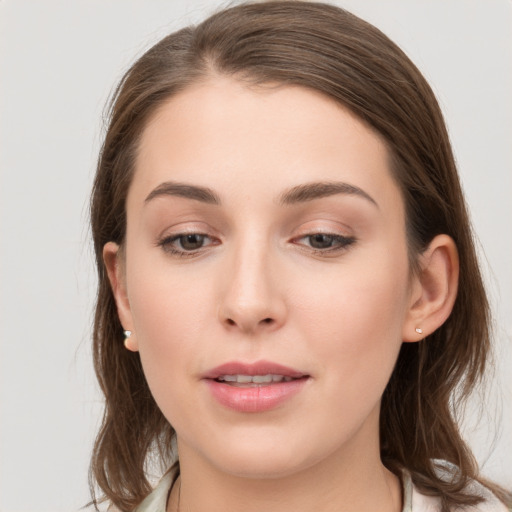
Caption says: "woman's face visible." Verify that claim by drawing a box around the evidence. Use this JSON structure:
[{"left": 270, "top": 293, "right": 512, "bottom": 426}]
[{"left": 110, "top": 77, "right": 421, "bottom": 478}]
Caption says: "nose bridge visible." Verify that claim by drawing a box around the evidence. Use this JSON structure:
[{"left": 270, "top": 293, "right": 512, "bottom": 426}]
[{"left": 219, "top": 231, "right": 285, "bottom": 333}]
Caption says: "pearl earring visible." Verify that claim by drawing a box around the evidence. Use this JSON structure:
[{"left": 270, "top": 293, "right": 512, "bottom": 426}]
[
  {"left": 415, "top": 327, "right": 423, "bottom": 334},
  {"left": 124, "top": 330, "right": 133, "bottom": 349}
]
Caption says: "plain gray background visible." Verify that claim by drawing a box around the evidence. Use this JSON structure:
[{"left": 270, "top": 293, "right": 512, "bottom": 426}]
[{"left": 1, "top": 1, "right": 510, "bottom": 511}]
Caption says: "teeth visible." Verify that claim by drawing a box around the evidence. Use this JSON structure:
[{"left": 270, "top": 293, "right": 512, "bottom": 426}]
[
  {"left": 217, "top": 374, "right": 295, "bottom": 383},
  {"left": 252, "top": 375, "right": 272, "bottom": 383}
]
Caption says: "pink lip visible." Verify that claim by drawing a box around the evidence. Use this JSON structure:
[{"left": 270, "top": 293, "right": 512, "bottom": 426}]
[
  {"left": 202, "top": 360, "right": 306, "bottom": 380},
  {"left": 202, "top": 360, "right": 310, "bottom": 413}
]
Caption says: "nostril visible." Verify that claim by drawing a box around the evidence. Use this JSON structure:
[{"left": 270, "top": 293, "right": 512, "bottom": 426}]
[{"left": 222, "top": 316, "right": 276, "bottom": 329}]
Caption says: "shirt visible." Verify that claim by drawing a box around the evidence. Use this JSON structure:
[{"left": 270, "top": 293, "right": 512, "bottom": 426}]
[{"left": 132, "top": 465, "right": 509, "bottom": 512}]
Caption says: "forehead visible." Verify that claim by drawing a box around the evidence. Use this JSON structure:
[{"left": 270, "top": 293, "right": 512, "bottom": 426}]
[{"left": 131, "top": 76, "right": 402, "bottom": 216}]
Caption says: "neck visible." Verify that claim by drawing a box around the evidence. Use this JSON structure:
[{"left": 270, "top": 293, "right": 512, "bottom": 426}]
[{"left": 168, "top": 420, "right": 402, "bottom": 512}]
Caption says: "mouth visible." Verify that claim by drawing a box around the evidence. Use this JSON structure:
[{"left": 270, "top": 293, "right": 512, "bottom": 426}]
[
  {"left": 203, "top": 360, "right": 310, "bottom": 412},
  {"left": 203, "top": 360, "right": 308, "bottom": 383},
  {"left": 214, "top": 373, "right": 304, "bottom": 387}
]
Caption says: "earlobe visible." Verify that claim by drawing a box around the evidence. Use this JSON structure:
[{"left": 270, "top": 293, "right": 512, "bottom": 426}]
[
  {"left": 123, "top": 329, "right": 138, "bottom": 352},
  {"left": 103, "top": 242, "right": 139, "bottom": 351},
  {"left": 402, "top": 234, "right": 459, "bottom": 342}
]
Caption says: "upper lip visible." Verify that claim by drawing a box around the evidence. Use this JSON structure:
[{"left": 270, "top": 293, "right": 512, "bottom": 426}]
[{"left": 202, "top": 360, "right": 307, "bottom": 380}]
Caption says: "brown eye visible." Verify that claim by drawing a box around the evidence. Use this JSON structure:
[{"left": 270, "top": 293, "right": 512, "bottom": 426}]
[
  {"left": 158, "top": 232, "right": 216, "bottom": 257},
  {"left": 179, "top": 234, "right": 206, "bottom": 250},
  {"left": 308, "top": 234, "right": 337, "bottom": 249},
  {"left": 294, "top": 233, "right": 356, "bottom": 255}
]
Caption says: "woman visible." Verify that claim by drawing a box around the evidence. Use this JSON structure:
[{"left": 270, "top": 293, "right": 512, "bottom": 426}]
[{"left": 89, "top": 2, "right": 511, "bottom": 511}]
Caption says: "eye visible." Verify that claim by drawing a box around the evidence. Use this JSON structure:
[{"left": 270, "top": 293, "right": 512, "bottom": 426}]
[
  {"left": 307, "top": 233, "right": 339, "bottom": 249},
  {"left": 176, "top": 233, "right": 208, "bottom": 250},
  {"left": 294, "top": 233, "right": 356, "bottom": 254},
  {"left": 157, "top": 232, "right": 217, "bottom": 257}
]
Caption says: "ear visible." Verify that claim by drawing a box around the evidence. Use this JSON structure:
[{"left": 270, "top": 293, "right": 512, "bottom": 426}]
[
  {"left": 103, "top": 242, "right": 139, "bottom": 352},
  {"left": 402, "top": 234, "right": 459, "bottom": 342}
]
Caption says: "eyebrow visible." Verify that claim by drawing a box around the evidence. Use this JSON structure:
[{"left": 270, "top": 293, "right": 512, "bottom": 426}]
[
  {"left": 144, "top": 180, "right": 378, "bottom": 208},
  {"left": 277, "top": 181, "right": 378, "bottom": 208},
  {"left": 145, "top": 181, "right": 221, "bottom": 205}
]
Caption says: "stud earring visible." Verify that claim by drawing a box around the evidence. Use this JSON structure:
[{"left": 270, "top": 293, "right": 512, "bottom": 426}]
[
  {"left": 123, "top": 330, "right": 134, "bottom": 350},
  {"left": 415, "top": 327, "right": 423, "bottom": 334}
]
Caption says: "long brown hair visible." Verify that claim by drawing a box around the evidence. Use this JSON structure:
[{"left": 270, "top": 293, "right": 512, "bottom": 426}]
[{"left": 89, "top": 2, "right": 509, "bottom": 510}]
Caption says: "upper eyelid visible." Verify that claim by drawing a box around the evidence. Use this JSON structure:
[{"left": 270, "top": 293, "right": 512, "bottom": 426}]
[
  {"left": 155, "top": 216, "right": 356, "bottom": 242},
  {"left": 157, "top": 224, "right": 217, "bottom": 240},
  {"left": 290, "top": 218, "right": 353, "bottom": 233},
  {"left": 295, "top": 232, "right": 353, "bottom": 239},
  {"left": 290, "top": 226, "right": 354, "bottom": 240},
  {"left": 159, "top": 232, "right": 216, "bottom": 244},
  {"left": 157, "top": 227, "right": 353, "bottom": 241},
  {"left": 292, "top": 233, "right": 356, "bottom": 246}
]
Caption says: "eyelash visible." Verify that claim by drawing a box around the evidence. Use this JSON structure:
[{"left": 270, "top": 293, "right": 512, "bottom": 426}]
[
  {"left": 157, "top": 233, "right": 218, "bottom": 258},
  {"left": 295, "top": 233, "right": 356, "bottom": 255},
  {"left": 157, "top": 232, "right": 356, "bottom": 258}
]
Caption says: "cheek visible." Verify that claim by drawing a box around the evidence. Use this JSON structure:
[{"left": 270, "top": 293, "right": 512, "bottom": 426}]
[
  {"left": 125, "top": 258, "right": 215, "bottom": 404},
  {"left": 127, "top": 244, "right": 215, "bottom": 339},
  {"left": 293, "top": 252, "right": 410, "bottom": 393}
]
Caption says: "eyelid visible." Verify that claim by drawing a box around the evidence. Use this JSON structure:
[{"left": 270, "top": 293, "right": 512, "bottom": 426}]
[
  {"left": 292, "top": 232, "right": 355, "bottom": 246},
  {"left": 155, "top": 223, "right": 221, "bottom": 258},
  {"left": 157, "top": 233, "right": 218, "bottom": 258},
  {"left": 289, "top": 223, "right": 357, "bottom": 256},
  {"left": 291, "top": 222, "right": 354, "bottom": 240},
  {"left": 156, "top": 220, "right": 213, "bottom": 238}
]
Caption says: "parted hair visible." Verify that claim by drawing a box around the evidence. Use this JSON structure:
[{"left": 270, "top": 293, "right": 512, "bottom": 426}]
[{"left": 89, "top": 2, "right": 509, "bottom": 511}]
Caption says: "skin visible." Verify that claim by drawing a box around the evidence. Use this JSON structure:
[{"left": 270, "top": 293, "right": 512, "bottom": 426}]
[{"left": 104, "top": 76, "right": 459, "bottom": 512}]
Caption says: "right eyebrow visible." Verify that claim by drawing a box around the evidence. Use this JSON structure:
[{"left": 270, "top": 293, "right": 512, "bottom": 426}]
[
  {"left": 144, "top": 181, "right": 221, "bottom": 205},
  {"left": 277, "top": 181, "right": 379, "bottom": 208}
]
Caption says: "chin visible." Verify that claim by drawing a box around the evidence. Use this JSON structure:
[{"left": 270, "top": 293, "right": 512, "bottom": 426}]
[
  {"left": 195, "top": 427, "right": 334, "bottom": 480},
  {"left": 211, "top": 450, "right": 311, "bottom": 480}
]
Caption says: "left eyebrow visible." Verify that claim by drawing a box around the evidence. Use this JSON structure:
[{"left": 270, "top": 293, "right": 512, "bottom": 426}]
[
  {"left": 277, "top": 181, "right": 379, "bottom": 208},
  {"left": 144, "top": 181, "right": 221, "bottom": 205}
]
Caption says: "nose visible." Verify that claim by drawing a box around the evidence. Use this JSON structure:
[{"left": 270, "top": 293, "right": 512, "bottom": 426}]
[{"left": 218, "top": 241, "right": 287, "bottom": 335}]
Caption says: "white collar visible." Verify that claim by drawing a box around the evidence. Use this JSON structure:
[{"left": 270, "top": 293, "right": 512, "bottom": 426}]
[{"left": 133, "top": 465, "right": 507, "bottom": 512}]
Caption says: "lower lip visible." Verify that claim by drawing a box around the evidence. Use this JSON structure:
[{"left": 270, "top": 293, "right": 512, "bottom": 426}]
[{"left": 205, "top": 378, "right": 309, "bottom": 413}]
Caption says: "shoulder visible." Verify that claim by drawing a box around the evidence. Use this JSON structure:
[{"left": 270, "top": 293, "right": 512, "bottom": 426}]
[
  {"left": 407, "top": 469, "right": 509, "bottom": 512},
  {"left": 133, "top": 465, "right": 178, "bottom": 512},
  {"left": 412, "top": 482, "right": 509, "bottom": 512},
  {"left": 105, "top": 465, "right": 178, "bottom": 512}
]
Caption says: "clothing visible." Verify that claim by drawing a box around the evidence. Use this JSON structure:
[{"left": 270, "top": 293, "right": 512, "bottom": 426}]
[{"left": 133, "top": 465, "right": 508, "bottom": 512}]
